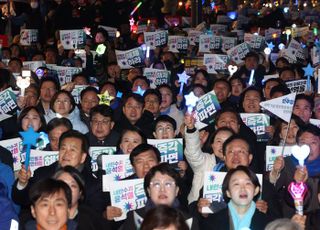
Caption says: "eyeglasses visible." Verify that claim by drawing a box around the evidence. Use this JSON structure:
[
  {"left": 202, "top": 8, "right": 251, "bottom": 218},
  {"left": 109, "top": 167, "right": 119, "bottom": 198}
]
[
  {"left": 149, "top": 181, "right": 176, "bottom": 190},
  {"left": 54, "top": 100, "right": 71, "bottom": 105},
  {"left": 156, "top": 126, "right": 174, "bottom": 133},
  {"left": 91, "top": 119, "right": 111, "bottom": 126}
]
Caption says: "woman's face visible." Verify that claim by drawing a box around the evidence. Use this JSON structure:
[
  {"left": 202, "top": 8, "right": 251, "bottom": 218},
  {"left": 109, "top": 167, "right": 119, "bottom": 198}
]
[
  {"left": 243, "top": 90, "right": 261, "bottom": 113},
  {"left": 226, "top": 171, "right": 259, "bottom": 208},
  {"left": 194, "top": 73, "right": 208, "bottom": 87},
  {"left": 147, "top": 172, "right": 179, "bottom": 206},
  {"left": 22, "top": 109, "right": 42, "bottom": 131},
  {"left": 211, "top": 130, "right": 233, "bottom": 160},
  {"left": 53, "top": 93, "right": 72, "bottom": 117},
  {"left": 280, "top": 119, "right": 299, "bottom": 145},
  {"left": 57, "top": 172, "right": 81, "bottom": 208},
  {"left": 193, "top": 86, "right": 205, "bottom": 98},
  {"left": 159, "top": 87, "right": 173, "bottom": 110},
  {"left": 95, "top": 32, "right": 105, "bottom": 44},
  {"left": 231, "top": 79, "right": 243, "bottom": 97},
  {"left": 119, "top": 131, "right": 143, "bottom": 154}
]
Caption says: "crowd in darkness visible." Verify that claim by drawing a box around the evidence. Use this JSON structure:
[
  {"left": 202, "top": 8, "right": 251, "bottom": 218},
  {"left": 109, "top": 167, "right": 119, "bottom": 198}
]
[{"left": 0, "top": 0, "right": 320, "bottom": 229}]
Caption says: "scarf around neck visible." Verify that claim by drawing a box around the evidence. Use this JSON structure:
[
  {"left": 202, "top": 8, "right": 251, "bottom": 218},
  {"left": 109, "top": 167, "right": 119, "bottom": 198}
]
[{"left": 228, "top": 201, "right": 256, "bottom": 230}]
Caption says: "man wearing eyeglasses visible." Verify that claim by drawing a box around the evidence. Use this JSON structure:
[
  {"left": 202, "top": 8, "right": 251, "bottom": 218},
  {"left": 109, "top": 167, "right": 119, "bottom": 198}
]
[{"left": 86, "top": 104, "right": 120, "bottom": 146}]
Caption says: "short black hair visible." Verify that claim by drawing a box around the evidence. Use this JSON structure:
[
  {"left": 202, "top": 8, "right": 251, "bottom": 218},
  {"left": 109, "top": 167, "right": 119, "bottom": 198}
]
[
  {"left": 154, "top": 115, "right": 177, "bottom": 131},
  {"left": 29, "top": 178, "right": 72, "bottom": 208},
  {"left": 59, "top": 130, "right": 89, "bottom": 154},
  {"left": 296, "top": 123, "right": 320, "bottom": 143},
  {"left": 144, "top": 89, "right": 162, "bottom": 104},
  {"left": 212, "top": 78, "right": 231, "bottom": 92},
  {"left": 294, "top": 94, "right": 314, "bottom": 111},
  {"left": 90, "top": 104, "right": 114, "bottom": 121},
  {"left": 8, "top": 57, "right": 22, "bottom": 67},
  {"left": 263, "top": 77, "right": 284, "bottom": 88},
  {"left": 122, "top": 92, "right": 144, "bottom": 107},
  {"left": 279, "top": 66, "right": 295, "bottom": 78},
  {"left": 80, "top": 86, "right": 99, "bottom": 100},
  {"left": 214, "top": 108, "right": 242, "bottom": 127},
  {"left": 222, "top": 134, "right": 252, "bottom": 156},
  {"left": 72, "top": 73, "right": 89, "bottom": 84},
  {"left": 47, "top": 118, "right": 73, "bottom": 134},
  {"left": 244, "top": 51, "right": 259, "bottom": 62},
  {"left": 129, "top": 143, "right": 161, "bottom": 166},
  {"left": 39, "top": 76, "right": 60, "bottom": 91},
  {"left": 144, "top": 163, "right": 180, "bottom": 198},
  {"left": 229, "top": 75, "right": 246, "bottom": 88},
  {"left": 132, "top": 75, "right": 150, "bottom": 87},
  {"left": 270, "top": 84, "right": 290, "bottom": 98},
  {"left": 275, "top": 57, "right": 290, "bottom": 67},
  {"left": 222, "top": 165, "right": 260, "bottom": 203},
  {"left": 238, "top": 86, "right": 264, "bottom": 112}
]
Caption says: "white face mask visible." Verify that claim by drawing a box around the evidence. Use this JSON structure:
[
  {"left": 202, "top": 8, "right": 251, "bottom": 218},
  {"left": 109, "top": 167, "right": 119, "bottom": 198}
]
[{"left": 30, "top": 2, "right": 39, "bottom": 9}]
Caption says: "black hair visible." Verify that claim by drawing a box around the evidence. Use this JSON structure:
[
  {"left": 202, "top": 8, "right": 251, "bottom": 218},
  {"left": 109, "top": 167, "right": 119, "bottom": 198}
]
[
  {"left": 117, "top": 127, "right": 147, "bottom": 151},
  {"left": 47, "top": 118, "right": 73, "bottom": 134},
  {"left": 18, "top": 106, "right": 47, "bottom": 132},
  {"left": 212, "top": 78, "right": 232, "bottom": 92},
  {"left": 244, "top": 51, "right": 259, "bottom": 62},
  {"left": 100, "top": 81, "right": 118, "bottom": 93},
  {"left": 29, "top": 178, "right": 72, "bottom": 208},
  {"left": 72, "top": 73, "right": 89, "bottom": 84},
  {"left": 80, "top": 86, "right": 99, "bottom": 100},
  {"left": 0, "top": 68, "right": 11, "bottom": 89},
  {"left": 53, "top": 166, "right": 86, "bottom": 202},
  {"left": 144, "top": 163, "right": 180, "bottom": 197},
  {"left": 39, "top": 76, "right": 60, "bottom": 91},
  {"left": 144, "top": 88, "right": 162, "bottom": 105},
  {"left": 294, "top": 94, "right": 314, "bottom": 111},
  {"left": 90, "top": 104, "right": 114, "bottom": 121},
  {"left": 204, "top": 127, "right": 235, "bottom": 154},
  {"left": 50, "top": 90, "right": 76, "bottom": 114},
  {"left": 129, "top": 143, "right": 161, "bottom": 166},
  {"left": 270, "top": 84, "right": 290, "bottom": 98},
  {"left": 122, "top": 92, "right": 144, "bottom": 107},
  {"left": 154, "top": 115, "right": 177, "bottom": 132},
  {"left": 132, "top": 75, "right": 150, "bottom": 87},
  {"left": 263, "top": 78, "right": 284, "bottom": 89},
  {"left": 222, "top": 134, "right": 252, "bottom": 156},
  {"left": 8, "top": 57, "right": 22, "bottom": 67},
  {"left": 279, "top": 66, "right": 295, "bottom": 78},
  {"left": 222, "top": 165, "right": 260, "bottom": 203},
  {"left": 95, "top": 28, "right": 109, "bottom": 41},
  {"left": 214, "top": 108, "right": 242, "bottom": 127},
  {"left": 275, "top": 57, "right": 290, "bottom": 67},
  {"left": 238, "top": 86, "right": 264, "bottom": 113},
  {"left": 59, "top": 130, "right": 89, "bottom": 154},
  {"left": 296, "top": 123, "right": 320, "bottom": 143},
  {"left": 229, "top": 75, "right": 246, "bottom": 89}
]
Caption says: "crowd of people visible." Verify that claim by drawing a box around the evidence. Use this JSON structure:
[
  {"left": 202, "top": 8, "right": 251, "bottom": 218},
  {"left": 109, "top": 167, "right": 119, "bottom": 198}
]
[{"left": 0, "top": 0, "right": 320, "bottom": 229}]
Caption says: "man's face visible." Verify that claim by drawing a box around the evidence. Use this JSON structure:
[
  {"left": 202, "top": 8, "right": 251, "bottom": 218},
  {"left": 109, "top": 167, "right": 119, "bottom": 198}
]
[
  {"left": 153, "top": 121, "right": 175, "bottom": 139},
  {"left": 59, "top": 137, "right": 86, "bottom": 167},
  {"left": 132, "top": 79, "right": 149, "bottom": 92},
  {"left": 224, "top": 139, "right": 252, "bottom": 170},
  {"left": 40, "top": 81, "right": 57, "bottom": 103},
  {"left": 245, "top": 56, "right": 258, "bottom": 70},
  {"left": 132, "top": 150, "right": 159, "bottom": 178},
  {"left": 31, "top": 190, "right": 69, "bottom": 230},
  {"left": 216, "top": 112, "right": 240, "bottom": 133},
  {"left": 123, "top": 98, "right": 143, "bottom": 124},
  {"left": 242, "top": 90, "right": 261, "bottom": 113},
  {"left": 264, "top": 81, "right": 279, "bottom": 100},
  {"left": 293, "top": 99, "right": 312, "bottom": 123},
  {"left": 280, "top": 70, "right": 295, "bottom": 81},
  {"left": 213, "top": 82, "right": 230, "bottom": 103},
  {"left": 298, "top": 132, "right": 320, "bottom": 161},
  {"left": 107, "top": 64, "right": 121, "bottom": 79},
  {"left": 49, "top": 125, "right": 69, "bottom": 151},
  {"left": 90, "top": 113, "right": 114, "bottom": 140},
  {"left": 144, "top": 94, "right": 160, "bottom": 117},
  {"left": 81, "top": 91, "right": 99, "bottom": 115}
]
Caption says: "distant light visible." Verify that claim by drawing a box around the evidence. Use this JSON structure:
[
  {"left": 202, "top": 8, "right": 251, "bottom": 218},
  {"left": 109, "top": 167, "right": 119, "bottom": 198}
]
[
  {"left": 292, "top": 24, "right": 297, "bottom": 28},
  {"left": 227, "top": 11, "right": 237, "bottom": 20},
  {"left": 264, "top": 47, "right": 271, "bottom": 55},
  {"left": 178, "top": 1, "right": 183, "bottom": 6},
  {"left": 303, "top": 2, "right": 307, "bottom": 7},
  {"left": 278, "top": 43, "right": 285, "bottom": 50},
  {"left": 286, "top": 28, "right": 292, "bottom": 35},
  {"left": 283, "top": 7, "right": 289, "bottom": 13},
  {"left": 116, "top": 31, "right": 120, "bottom": 38}
]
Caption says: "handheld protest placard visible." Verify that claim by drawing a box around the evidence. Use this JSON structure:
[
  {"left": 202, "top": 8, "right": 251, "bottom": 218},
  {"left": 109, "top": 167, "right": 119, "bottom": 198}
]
[
  {"left": 178, "top": 71, "right": 191, "bottom": 94},
  {"left": 19, "top": 127, "right": 40, "bottom": 171}
]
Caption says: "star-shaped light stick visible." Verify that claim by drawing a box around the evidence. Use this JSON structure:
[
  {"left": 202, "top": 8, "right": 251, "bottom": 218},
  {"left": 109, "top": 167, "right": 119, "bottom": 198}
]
[
  {"left": 184, "top": 91, "right": 199, "bottom": 113},
  {"left": 178, "top": 71, "right": 191, "bottom": 94},
  {"left": 303, "top": 63, "right": 314, "bottom": 91},
  {"left": 98, "top": 90, "right": 115, "bottom": 106},
  {"left": 133, "top": 86, "right": 146, "bottom": 96},
  {"left": 19, "top": 127, "right": 40, "bottom": 170}
]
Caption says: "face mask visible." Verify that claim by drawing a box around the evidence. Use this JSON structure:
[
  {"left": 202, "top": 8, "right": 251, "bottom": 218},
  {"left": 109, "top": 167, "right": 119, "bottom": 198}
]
[{"left": 30, "top": 2, "right": 39, "bottom": 9}]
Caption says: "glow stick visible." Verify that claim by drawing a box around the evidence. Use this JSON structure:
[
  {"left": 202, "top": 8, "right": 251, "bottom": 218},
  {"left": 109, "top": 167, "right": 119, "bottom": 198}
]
[
  {"left": 130, "top": 2, "right": 142, "bottom": 16},
  {"left": 248, "top": 69, "right": 255, "bottom": 85},
  {"left": 146, "top": 46, "right": 150, "bottom": 58}
]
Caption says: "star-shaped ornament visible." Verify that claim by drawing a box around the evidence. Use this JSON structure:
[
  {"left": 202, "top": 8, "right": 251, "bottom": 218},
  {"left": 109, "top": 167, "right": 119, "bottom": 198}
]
[
  {"left": 184, "top": 92, "right": 199, "bottom": 113},
  {"left": 178, "top": 71, "right": 191, "bottom": 84},
  {"left": 98, "top": 90, "right": 115, "bottom": 106},
  {"left": 303, "top": 63, "right": 314, "bottom": 77},
  {"left": 19, "top": 126, "right": 40, "bottom": 147},
  {"left": 133, "top": 86, "right": 146, "bottom": 96},
  {"left": 267, "top": 42, "right": 275, "bottom": 50}
]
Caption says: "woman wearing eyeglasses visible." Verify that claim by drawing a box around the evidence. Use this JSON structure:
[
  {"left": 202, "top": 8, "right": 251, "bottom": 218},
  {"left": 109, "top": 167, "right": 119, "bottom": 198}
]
[{"left": 120, "top": 163, "right": 199, "bottom": 230}]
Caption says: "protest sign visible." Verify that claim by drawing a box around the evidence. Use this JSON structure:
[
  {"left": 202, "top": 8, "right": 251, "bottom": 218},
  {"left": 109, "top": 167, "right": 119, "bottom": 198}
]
[
  {"left": 46, "top": 65, "right": 82, "bottom": 85},
  {"left": 0, "top": 137, "right": 23, "bottom": 171},
  {"left": 202, "top": 171, "right": 262, "bottom": 213},
  {"left": 20, "top": 29, "right": 38, "bottom": 46},
  {"left": 264, "top": 28, "right": 282, "bottom": 41},
  {"left": 187, "top": 30, "right": 203, "bottom": 45},
  {"left": 23, "top": 61, "right": 46, "bottom": 72},
  {"left": 260, "top": 93, "right": 296, "bottom": 122},
  {"left": 147, "top": 138, "right": 183, "bottom": 164},
  {"left": 221, "top": 36, "right": 237, "bottom": 51},
  {"left": 209, "top": 24, "right": 227, "bottom": 35},
  {"left": 98, "top": 25, "right": 117, "bottom": 38},
  {"left": 89, "top": 146, "right": 116, "bottom": 172},
  {"left": 143, "top": 68, "right": 170, "bottom": 88},
  {"left": 240, "top": 113, "right": 270, "bottom": 142},
  {"left": 279, "top": 49, "right": 297, "bottom": 63},
  {"left": 244, "top": 33, "right": 265, "bottom": 49},
  {"left": 226, "top": 42, "right": 250, "bottom": 64},
  {"left": 102, "top": 154, "right": 134, "bottom": 191},
  {"left": 29, "top": 150, "right": 59, "bottom": 175},
  {"left": 144, "top": 31, "right": 168, "bottom": 49},
  {"left": 265, "top": 146, "right": 292, "bottom": 171},
  {"left": 203, "top": 54, "right": 229, "bottom": 74},
  {"left": 310, "top": 118, "right": 320, "bottom": 128},
  {"left": 116, "top": 47, "right": 145, "bottom": 69},
  {"left": 168, "top": 36, "right": 189, "bottom": 53},
  {"left": 194, "top": 90, "right": 221, "bottom": 130},
  {"left": 286, "top": 80, "right": 307, "bottom": 94},
  {"left": 0, "top": 88, "right": 18, "bottom": 115},
  {"left": 59, "top": 30, "right": 85, "bottom": 50},
  {"left": 183, "top": 57, "right": 204, "bottom": 75},
  {"left": 199, "top": 35, "right": 221, "bottom": 53},
  {"left": 109, "top": 179, "right": 146, "bottom": 221},
  {"left": 288, "top": 39, "right": 305, "bottom": 60},
  {"left": 71, "top": 85, "right": 88, "bottom": 104},
  {"left": 291, "top": 26, "right": 309, "bottom": 38},
  {"left": 231, "top": 30, "right": 244, "bottom": 42},
  {"left": 311, "top": 47, "right": 320, "bottom": 66}
]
